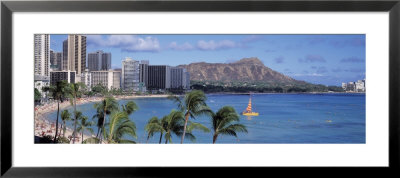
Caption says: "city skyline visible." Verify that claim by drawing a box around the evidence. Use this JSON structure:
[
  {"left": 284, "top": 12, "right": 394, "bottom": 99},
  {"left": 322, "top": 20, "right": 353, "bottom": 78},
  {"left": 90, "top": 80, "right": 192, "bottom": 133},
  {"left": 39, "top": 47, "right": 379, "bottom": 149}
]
[{"left": 50, "top": 34, "right": 366, "bottom": 86}]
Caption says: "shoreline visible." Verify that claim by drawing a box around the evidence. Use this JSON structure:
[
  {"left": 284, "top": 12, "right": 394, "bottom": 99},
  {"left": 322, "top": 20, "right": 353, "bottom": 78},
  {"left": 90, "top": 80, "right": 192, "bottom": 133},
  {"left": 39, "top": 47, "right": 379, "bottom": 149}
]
[
  {"left": 34, "top": 94, "right": 170, "bottom": 143},
  {"left": 205, "top": 92, "right": 366, "bottom": 95}
]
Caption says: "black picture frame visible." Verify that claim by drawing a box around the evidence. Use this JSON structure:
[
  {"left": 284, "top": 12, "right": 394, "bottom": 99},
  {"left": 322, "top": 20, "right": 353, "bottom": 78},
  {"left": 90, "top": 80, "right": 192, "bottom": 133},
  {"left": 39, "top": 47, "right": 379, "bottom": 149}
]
[{"left": 1, "top": 0, "right": 399, "bottom": 177}]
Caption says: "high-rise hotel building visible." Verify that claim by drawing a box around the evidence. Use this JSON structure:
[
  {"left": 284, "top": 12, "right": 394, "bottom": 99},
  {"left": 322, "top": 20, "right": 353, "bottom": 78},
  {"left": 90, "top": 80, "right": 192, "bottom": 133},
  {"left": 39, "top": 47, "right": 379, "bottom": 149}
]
[
  {"left": 147, "top": 65, "right": 171, "bottom": 90},
  {"left": 34, "top": 34, "right": 50, "bottom": 77},
  {"left": 139, "top": 60, "right": 149, "bottom": 91},
  {"left": 139, "top": 60, "right": 149, "bottom": 85},
  {"left": 91, "top": 70, "right": 121, "bottom": 90},
  {"left": 88, "top": 50, "right": 112, "bottom": 71},
  {"left": 50, "top": 50, "right": 62, "bottom": 71},
  {"left": 170, "top": 67, "right": 184, "bottom": 89},
  {"left": 184, "top": 71, "right": 190, "bottom": 90},
  {"left": 122, "top": 57, "right": 140, "bottom": 91},
  {"left": 62, "top": 35, "right": 86, "bottom": 75},
  {"left": 170, "top": 67, "right": 191, "bottom": 90}
]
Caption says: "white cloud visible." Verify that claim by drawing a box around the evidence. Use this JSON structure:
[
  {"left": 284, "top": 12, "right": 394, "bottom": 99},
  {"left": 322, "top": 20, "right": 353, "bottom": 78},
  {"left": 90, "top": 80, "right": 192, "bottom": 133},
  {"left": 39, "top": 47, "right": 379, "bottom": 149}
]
[
  {"left": 241, "top": 35, "right": 263, "bottom": 43},
  {"left": 196, "top": 40, "right": 238, "bottom": 50},
  {"left": 87, "top": 35, "right": 160, "bottom": 52},
  {"left": 168, "top": 42, "right": 194, "bottom": 51}
]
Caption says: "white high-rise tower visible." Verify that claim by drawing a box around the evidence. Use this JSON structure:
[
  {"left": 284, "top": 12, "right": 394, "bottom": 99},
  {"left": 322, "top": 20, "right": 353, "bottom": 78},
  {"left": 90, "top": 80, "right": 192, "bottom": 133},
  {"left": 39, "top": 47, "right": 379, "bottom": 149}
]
[
  {"left": 34, "top": 34, "right": 50, "bottom": 77},
  {"left": 122, "top": 57, "right": 140, "bottom": 91}
]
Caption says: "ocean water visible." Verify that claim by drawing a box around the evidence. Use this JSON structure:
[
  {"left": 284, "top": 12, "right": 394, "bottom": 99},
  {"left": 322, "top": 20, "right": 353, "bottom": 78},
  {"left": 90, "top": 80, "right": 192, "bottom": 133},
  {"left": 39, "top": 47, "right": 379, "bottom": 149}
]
[{"left": 45, "top": 93, "right": 365, "bottom": 144}]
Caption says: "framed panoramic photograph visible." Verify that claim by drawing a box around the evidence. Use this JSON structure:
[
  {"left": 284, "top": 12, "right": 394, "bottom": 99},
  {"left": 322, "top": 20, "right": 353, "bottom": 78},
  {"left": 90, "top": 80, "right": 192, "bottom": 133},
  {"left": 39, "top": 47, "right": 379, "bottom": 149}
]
[{"left": 1, "top": 0, "right": 400, "bottom": 177}]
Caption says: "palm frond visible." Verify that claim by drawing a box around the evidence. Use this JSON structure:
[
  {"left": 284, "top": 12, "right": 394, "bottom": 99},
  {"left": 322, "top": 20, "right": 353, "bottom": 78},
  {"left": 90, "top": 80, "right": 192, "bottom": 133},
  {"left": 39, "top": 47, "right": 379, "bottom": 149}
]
[
  {"left": 192, "top": 105, "right": 213, "bottom": 119},
  {"left": 122, "top": 101, "right": 138, "bottom": 115},
  {"left": 118, "top": 139, "right": 136, "bottom": 144},
  {"left": 83, "top": 137, "right": 100, "bottom": 144},
  {"left": 183, "top": 132, "right": 196, "bottom": 142},
  {"left": 105, "top": 111, "right": 137, "bottom": 143},
  {"left": 211, "top": 106, "right": 247, "bottom": 143},
  {"left": 218, "top": 128, "right": 238, "bottom": 137},
  {"left": 187, "top": 121, "right": 210, "bottom": 133},
  {"left": 86, "top": 127, "right": 95, "bottom": 134},
  {"left": 115, "top": 120, "right": 137, "bottom": 139},
  {"left": 61, "top": 110, "right": 71, "bottom": 122},
  {"left": 168, "top": 95, "right": 185, "bottom": 112},
  {"left": 223, "top": 124, "right": 248, "bottom": 133}
]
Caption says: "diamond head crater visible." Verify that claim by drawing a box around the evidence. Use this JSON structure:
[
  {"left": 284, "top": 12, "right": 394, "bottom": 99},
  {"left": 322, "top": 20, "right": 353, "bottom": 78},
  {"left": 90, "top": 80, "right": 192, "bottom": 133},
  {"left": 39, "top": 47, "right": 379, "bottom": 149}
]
[{"left": 177, "top": 57, "right": 343, "bottom": 93}]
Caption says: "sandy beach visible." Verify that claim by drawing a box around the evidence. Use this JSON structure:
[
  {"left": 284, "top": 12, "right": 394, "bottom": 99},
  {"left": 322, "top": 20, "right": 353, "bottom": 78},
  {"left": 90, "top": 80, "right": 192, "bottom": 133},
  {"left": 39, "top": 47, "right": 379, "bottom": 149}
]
[{"left": 34, "top": 94, "right": 170, "bottom": 144}]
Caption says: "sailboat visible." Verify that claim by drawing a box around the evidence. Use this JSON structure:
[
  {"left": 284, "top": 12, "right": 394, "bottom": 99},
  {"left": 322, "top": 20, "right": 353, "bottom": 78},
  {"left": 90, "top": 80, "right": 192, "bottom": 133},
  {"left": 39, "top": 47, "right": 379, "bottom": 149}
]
[{"left": 242, "top": 94, "right": 259, "bottom": 116}]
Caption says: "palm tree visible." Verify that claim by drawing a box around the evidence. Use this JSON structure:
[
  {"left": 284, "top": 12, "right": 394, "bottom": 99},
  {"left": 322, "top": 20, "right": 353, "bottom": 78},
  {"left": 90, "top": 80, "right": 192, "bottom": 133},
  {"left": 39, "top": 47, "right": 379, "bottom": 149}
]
[
  {"left": 93, "top": 96, "right": 119, "bottom": 143},
  {"left": 168, "top": 90, "right": 212, "bottom": 143},
  {"left": 145, "top": 116, "right": 164, "bottom": 143},
  {"left": 211, "top": 106, "right": 248, "bottom": 144},
  {"left": 161, "top": 110, "right": 184, "bottom": 144},
  {"left": 60, "top": 110, "right": 71, "bottom": 138},
  {"left": 92, "top": 108, "right": 104, "bottom": 139},
  {"left": 82, "top": 137, "right": 100, "bottom": 144},
  {"left": 76, "top": 112, "right": 94, "bottom": 144},
  {"left": 121, "top": 101, "right": 138, "bottom": 115},
  {"left": 42, "top": 80, "right": 68, "bottom": 143},
  {"left": 34, "top": 88, "right": 41, "bottom": 104},
  {"left": 68, "top": 82, "right": 85, "bottom": 144},
  {"left": 103, "top": 111, "right": 137, "bottom": 143},
  {"left": 161, "top": 110, "right": 210, "bottom": 144}
]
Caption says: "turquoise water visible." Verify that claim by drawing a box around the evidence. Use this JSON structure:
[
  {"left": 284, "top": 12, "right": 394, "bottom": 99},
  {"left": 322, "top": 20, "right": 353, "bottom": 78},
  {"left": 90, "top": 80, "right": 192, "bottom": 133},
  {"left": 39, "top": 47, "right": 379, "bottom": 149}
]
[{"left": 46, "top": 93, "right": 365, "bottom": 144}]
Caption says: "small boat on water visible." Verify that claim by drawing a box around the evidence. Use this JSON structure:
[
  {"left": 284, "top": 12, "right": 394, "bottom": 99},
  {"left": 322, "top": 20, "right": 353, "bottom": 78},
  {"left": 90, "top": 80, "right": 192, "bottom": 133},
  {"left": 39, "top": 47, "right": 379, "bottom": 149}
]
[{"left": 242, "top": 95, "right": 259, "bottom": 116}]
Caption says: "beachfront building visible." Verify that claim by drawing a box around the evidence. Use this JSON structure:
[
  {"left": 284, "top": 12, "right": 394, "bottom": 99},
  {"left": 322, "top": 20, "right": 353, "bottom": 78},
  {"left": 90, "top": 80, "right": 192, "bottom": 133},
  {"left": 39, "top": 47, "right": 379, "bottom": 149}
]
[
  {"left": 34, "top": 75, "right": 50, "bottom": 102},
  {"left": 62, "top": 40, "right": 68, "bottom": 71},
  {"left": 113, "top": 68, "right": 122, "bottom": 89},
  {"left": 50, "top": 50, "right": 62, "bottom": 71},
  {"left": 34, "top": 75, "right": 50, "bottom": 91},
  {"left": 49, "top": 70, "right": 76, "bottom": 86},
  {"left": 88, "top": 50, "right": 111, "bottom": 71},
  {"left": 355, "top": 79, "right": 366, "bottom": 92},
  {"left": 34, "top": 34, "right": 50, "bottom": 77},
  {"left": 76, "top": 69, "right": 92, "bottom": 90},
  {"left": 170, "top": 67, "right": 186, "bottom": 89},
  {"left": 347, "top": 82, "right": 356, "bottom": 92},
  {"left": 183, "top": 70, "right": 190, "bottom": 90},
  {"left": 62, "top": 35, "right": 86, "bottom": 75},
  {"left": 342, "top": 82, "right": 353, "bottom": 91},
  {"left": 147, "top": 65, "right": 171, "bottom": 91},
  {"left": 139, "top": 60, "right": 149, "bottom": 91},
  {"left": 342, "top": 79, "right": 366, "bottom": 92},
  {"left": 91, "top": 70, "right": 121, "bottom": 90},
  {"left": 121, "top": 57, "right": 140, "bottom": 92},
  {"left": 341, "top": 82, "right": 347, "bottom": 91}
]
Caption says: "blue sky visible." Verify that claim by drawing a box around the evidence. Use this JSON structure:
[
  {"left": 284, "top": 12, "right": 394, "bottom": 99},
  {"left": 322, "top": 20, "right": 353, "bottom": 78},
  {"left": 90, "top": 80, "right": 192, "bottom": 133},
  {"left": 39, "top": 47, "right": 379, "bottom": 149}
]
[{"left": 50, "top": 34, "right": 365, "bottom": 86}]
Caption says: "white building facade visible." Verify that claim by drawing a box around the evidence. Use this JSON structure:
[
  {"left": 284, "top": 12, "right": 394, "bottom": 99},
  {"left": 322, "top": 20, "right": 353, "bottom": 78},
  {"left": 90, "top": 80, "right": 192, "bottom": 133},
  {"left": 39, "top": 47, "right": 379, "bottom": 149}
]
[
  {"left": 342, "top": 79, "right": 365, "bottom": 92},
  {"left": 355, "top": 79, "right": 366, "bottom": 92},
  {"left": 76, "top": 69, "right": 92, "bottom": 90},
  {"left": 34, "top": 75, "right": 50, "bottom": 91},
  {"left": 122, "top": 57, "right": 140, "bottom": 92},
  {"left": 91, "top": 70, "right": 121, "bottom": 90},
  {"left": 34, "top": 34, "right": 50, "bottom": 77},
  {"left": 34, "top": 75, "right": 50, "bottom": 102}
]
